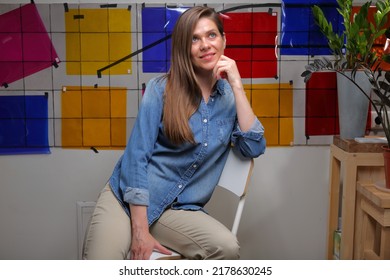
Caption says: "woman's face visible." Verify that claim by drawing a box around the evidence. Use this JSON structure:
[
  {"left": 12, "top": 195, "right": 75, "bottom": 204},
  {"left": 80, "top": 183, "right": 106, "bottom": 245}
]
[{"left": 190, "top": 17, "right": 225, "bottom": 75}]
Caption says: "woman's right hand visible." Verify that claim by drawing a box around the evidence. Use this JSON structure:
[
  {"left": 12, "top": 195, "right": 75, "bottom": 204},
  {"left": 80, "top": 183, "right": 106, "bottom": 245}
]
[
  {"left": 129, "top": 204, "right": 171, "bottom": 260},
  {"left": 130, "top": 229, "right": 171, "bottom": 260}
]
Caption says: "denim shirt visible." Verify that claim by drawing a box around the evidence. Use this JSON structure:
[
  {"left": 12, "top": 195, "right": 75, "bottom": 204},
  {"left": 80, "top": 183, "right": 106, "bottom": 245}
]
[{"left": 109, "top": 77, "right": 266, "bottom": 225}]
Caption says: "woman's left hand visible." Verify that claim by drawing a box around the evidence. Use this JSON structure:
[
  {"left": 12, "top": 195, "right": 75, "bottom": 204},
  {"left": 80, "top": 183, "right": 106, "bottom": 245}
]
[
  {"left": 213, "top": 55, "right": 243, "bottom": 90},
  {"left": 214, "top": 55, "right": 256, "bottom": 132}
]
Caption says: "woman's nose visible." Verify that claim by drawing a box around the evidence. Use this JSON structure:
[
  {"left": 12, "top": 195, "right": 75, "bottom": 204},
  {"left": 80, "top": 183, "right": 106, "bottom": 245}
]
[{"left": 200, "top": 38, "right": 210, "bottom": 50}]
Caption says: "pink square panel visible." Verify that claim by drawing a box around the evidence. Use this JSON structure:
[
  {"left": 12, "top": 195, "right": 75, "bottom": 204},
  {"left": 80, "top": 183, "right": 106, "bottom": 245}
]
[{"left": 0, "top": 4, "right": 60, "bottom": 87}]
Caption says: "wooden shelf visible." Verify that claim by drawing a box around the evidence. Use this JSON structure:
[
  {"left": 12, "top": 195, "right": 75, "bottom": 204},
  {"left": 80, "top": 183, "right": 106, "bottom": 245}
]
[
  {"left": 327, "top": 137, "right": 384, "bottom": 259},
  {"left": 333, "top": 135, "right": 385, "bottom": 153}
]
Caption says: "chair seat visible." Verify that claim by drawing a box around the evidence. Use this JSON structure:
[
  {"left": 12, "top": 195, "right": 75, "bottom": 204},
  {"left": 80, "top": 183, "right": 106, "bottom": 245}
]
[{"left": 150, "top": 250, "right": 183, "bottom": 260}]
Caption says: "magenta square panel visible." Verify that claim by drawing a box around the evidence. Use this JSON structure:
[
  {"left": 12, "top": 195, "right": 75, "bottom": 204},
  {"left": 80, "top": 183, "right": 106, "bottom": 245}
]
[{"left": 0, "top": 3, "right": 60, "bottom": 87}]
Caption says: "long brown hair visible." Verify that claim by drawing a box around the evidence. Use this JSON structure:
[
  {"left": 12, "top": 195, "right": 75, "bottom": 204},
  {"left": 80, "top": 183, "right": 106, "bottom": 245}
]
[{"left": 163, "top": 6, "right": 224, "bottom": 145}]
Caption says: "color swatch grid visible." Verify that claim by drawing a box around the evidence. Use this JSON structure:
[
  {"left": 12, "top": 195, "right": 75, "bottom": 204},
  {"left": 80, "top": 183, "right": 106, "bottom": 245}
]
[{"left": 1, "top": 1, "right": 381, "bottom": 154}]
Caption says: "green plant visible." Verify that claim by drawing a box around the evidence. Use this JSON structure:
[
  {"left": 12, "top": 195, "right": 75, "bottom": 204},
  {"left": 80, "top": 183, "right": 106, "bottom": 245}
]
[
  {"left": 365, "top": 65, "right": 390, "bottom": 144},
  {"left": 301, "top": 0, "right": 390, "bottom": 144},
  {"left": 310, "top": 0, "right": 390, "bottom": 70}
]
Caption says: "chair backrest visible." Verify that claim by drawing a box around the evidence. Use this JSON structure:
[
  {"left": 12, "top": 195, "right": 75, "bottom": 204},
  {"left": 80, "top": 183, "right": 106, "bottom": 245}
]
[
  {"left": 217, "top": 148, "right": 254, "bottom": 199},
  {"left": 216, "top": 148, "right": 254, "bottom": 236}
]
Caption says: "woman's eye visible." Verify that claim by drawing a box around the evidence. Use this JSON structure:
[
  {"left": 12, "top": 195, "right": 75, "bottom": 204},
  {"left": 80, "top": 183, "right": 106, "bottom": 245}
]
[
  {"left": 192, "top": 37, "right": 199, "bottom": 43},
  {"left": 209, "top": 33, "right": 216, "bottom": 38}
]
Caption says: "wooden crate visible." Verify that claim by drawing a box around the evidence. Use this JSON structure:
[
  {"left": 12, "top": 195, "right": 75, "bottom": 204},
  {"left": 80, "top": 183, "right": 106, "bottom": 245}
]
[{"left": 356, "top": 183, "right": 390, "bottom": 259}]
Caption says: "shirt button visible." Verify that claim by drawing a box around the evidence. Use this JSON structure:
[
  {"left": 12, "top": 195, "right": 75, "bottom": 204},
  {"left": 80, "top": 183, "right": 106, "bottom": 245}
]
[
  {"left": 178, "top": 184, "right": 183, "bottom": 189},
  {"left": 211, "top": 98, "right": 214, "bottom": 102},
  {"left": 203, "top": 119, "right": 208, "bottom": 123},
  {"left": 204, "top": 143, "right": 208, "bottom": 147},
  {"left": 193, "top": 164, "right": 197, "bottom": 168}
]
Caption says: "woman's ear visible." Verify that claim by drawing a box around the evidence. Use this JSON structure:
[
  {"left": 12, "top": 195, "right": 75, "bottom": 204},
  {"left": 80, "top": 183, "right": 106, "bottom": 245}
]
[{"left": 223, "top": 33, "right": 226, "bottom": 49}]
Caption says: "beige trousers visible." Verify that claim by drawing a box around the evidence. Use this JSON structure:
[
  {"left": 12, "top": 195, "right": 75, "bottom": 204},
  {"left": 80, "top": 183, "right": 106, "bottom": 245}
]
[{"left": 82, "top": 183, "right": 240, "bottom": 260}]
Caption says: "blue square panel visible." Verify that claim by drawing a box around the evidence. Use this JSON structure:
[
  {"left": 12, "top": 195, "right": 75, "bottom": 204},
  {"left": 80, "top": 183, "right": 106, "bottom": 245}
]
[
  {"left": 0, "top": 95, "right": 50, "bottom": 155},
  {"left": 142, "top": 7, "right": 187, "bottom": 73},
  {"left": 281, "top": 0, "right": 341, "bottom": 55}
]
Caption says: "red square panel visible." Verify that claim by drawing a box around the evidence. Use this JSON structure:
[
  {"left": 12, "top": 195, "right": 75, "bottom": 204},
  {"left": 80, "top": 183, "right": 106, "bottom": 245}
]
[
  {"left": 225, "top": 33, "right": 252, "bottom": 61},
  {"left": 223, "top": 12, "right": 252, "bottom": 32},
  {"left": 224, "top": 12, "right": 277, "bottom": 78},
  {"left": 253, "top": 61, "right": 277, "bottom": 78},
  {"left": 253, "top": 12, "right": 277, "bottom": 32},
  {"left": 226, "top": 32, "right": 252, "bottom": 45},
  {"left": 305, "top": 72, "right": 371, "bottom": 136},
  {"left": 235, "top": 61, "right": 251, "bottom": 78},
  {"left": 224, "top": 48, "right": 251, "bottom": 61},
  {"left": 305, "top": 72, "right": 339, "bottom": 136}
]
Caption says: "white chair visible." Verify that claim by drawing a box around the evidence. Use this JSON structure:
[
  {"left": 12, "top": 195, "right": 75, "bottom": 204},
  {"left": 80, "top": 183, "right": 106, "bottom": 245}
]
[{"left": 150, "top": 148, "right": 254, "bottom": 260}]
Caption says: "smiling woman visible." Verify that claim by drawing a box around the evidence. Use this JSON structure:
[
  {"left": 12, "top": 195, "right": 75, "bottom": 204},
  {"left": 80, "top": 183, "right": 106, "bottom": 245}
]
[{"left": 82, "top": 6, "right": 266, "bottom": 260}]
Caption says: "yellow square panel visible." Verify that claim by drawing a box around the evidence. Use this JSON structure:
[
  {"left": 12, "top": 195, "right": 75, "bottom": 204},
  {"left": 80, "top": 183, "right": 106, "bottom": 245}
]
[
  {"left": 83, "top": 119, "right": 111, "bottom": 147},
  {"left": 65, "top": 8, "right": 131, "bottom": 75},
  {"left": 109, "top": 33, "right": 132, "bottom": 74},
  {"left": 82, "top": 89, "right": 110, "bottom": 118},
  {"left": 279, "top": 117, "right": 294, "bottom": 146},
  {"left": 64, "top": 10, "right": 81, "bottom": 32},
  {"left": 80, "top": 33, "right": 109, "bottom": 61},
  {"left": 245, "top": 83, "right": 294, "bottom": 146},
  {"left": 66, "top": 62, "right": 82, "bottom": 75},
  {"left": 66, "top": 33, "right": 80, "bottom": 61},
  {"left": 79, "top": 9, "right": 108, "bottom": 33},
  {"left": 246, "top": 83, "right": 293, "bottom": 118},
  {"left": 280, "top": 85, "right": 294, "bottom": 117},
  {"left": 111, "top": 118, "right": 127, "bottom": 147},
  {"left": 259, "top": 117, "right": 279, "bottom": 146},
  {"left": 111, "top": 89, "right": 127, "bottom": 118},
  {"left": 109, "top": 62, "right": 132, "bottom": 75},
  {"left": 80, "top": 62, "right": 109, "bottom": 75},
  {"left": 109, "top": 9, "right": 131, "bottom": 32},
  {"left": 62, "top": 89, "right": 81, "bottom": 118},
  {"left": 61, "top": 86, "right": 127, "bottom": 148},
  {"left": 109, "top": 33, "right": 130, "bottom": 61},
  {"left": 252, "top": 88, "right": 279, "bottom": 117},
  {"left": 62, "top": 119, "right": 82, "bottom": 147}
]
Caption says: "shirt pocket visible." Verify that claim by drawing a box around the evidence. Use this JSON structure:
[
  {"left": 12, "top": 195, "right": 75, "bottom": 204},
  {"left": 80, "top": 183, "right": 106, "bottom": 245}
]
[{"left": 216, "top": 117, "right": 236, "bottom": 145}]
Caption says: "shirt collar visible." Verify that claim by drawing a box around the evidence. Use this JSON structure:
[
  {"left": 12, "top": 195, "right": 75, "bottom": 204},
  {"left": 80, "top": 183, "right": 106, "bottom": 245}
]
[{"left": 212, "top": 79, "right": 227, "bottom": 97}]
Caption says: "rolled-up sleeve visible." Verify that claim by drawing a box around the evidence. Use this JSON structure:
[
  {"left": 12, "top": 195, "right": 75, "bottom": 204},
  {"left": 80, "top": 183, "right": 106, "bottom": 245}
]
[
  {"left": 124, "top": 187, "right": 150, "bottom": 206},
  {"left": 231, "top": 117, "right": 266, "bottom": 158}
]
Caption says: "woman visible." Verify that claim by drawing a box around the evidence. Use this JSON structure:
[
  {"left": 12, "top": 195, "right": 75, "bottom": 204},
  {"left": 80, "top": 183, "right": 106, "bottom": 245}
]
[{"left": 83, "top": 6, "right": 265, "bottom": 260}]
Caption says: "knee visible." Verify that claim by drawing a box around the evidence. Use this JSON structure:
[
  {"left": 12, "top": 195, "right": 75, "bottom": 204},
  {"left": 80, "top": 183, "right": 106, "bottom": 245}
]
[
  {"left": 206, "top": 235, "right": 240, "bottom": 260},
  {"left": 219, "top": 239, "right": 240, "bottom": 260}
]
